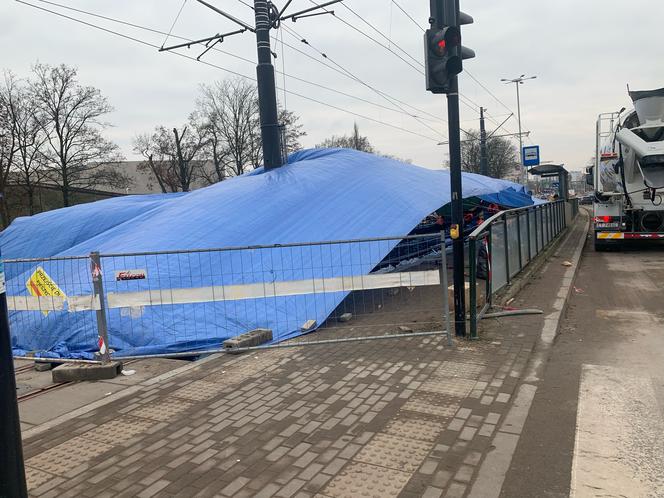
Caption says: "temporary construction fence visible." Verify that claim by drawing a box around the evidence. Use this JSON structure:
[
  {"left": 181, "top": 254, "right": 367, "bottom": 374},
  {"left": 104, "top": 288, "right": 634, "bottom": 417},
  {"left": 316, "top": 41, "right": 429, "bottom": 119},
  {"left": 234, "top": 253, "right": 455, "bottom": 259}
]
[
  {"left": 6, "top": 234, "right": 455, "bottom": 361},
  {"left": 6, "top": 200, "right": 570, "bottom": 361},
  {"left": 467, "top": 200, "right": 569, "bottom": 338}
]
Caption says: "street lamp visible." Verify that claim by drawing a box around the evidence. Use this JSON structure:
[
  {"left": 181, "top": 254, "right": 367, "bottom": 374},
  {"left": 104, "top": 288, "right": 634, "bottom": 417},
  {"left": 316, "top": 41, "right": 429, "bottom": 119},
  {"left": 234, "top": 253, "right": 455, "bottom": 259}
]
[{"left": 501, "top": 74, "right": 536, "bottom": 185}]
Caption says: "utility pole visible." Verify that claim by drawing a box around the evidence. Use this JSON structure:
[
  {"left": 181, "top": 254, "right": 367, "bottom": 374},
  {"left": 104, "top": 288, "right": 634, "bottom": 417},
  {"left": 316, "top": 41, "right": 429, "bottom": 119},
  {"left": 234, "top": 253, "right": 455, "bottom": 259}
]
[
  {"left": 501, "top": 75, "right": 536, "bottom": 185},
  {"left": 0, "top": 252, "right": 28, "bottom": 497},
  {"left": 425, "top": 0, "right": 475, "bottom": 337},
  {"left": 253, "top": 0, "right": 283, "bottom": 170},
  {"left": 479, "top": 106, "right": 489, "bottom": 177},
  {"left": 162, "top": 0, "right": 342, "bottom": 171},
  {"left": 447, "top": 74, "right": 466, "bottom": 337}
]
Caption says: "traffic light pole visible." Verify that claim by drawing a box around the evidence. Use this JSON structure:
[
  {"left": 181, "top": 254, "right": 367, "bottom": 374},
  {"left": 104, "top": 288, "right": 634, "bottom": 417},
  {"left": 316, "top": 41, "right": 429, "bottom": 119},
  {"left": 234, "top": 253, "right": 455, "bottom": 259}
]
[
  {"left": 0, "top": 255, "right": 28, "bottom": 497},
  {"left": 447, "top": 75, "right": 467, "bottom": 337},
  {"left": 254, "top": 0, "right": 283, "bottom": 171},
  {"left": 479, "top": 107, "right": 489, "bottom": 177}
]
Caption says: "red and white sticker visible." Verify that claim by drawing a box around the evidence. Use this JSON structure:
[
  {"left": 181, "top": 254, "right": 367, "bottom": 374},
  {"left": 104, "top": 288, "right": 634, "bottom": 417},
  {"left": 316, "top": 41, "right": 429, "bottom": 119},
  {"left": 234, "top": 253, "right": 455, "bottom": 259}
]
[
  {"left": 115, "top": 269, "right": 147, "bottom": 281},
  {"left": 98, "top": 336, "right": 107, "bottom": 355}
]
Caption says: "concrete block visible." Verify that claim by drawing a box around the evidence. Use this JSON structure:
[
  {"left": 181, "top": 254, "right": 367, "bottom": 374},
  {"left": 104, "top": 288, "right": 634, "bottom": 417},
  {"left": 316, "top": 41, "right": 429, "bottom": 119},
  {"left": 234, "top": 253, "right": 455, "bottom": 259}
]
[
  {"left": 34, "top": 361, "right": 55, "bottom": 372},
  {"left": 300, "top": 320, "right": 317, "bottom": 332},
  {"left": 338, "top": 313, "right": 353, "bottom": 323},
  {"left": 52, "top": 361, "right": 123, "bottom": 383},
  {"left": 223, "top": 328, "right": 272, "bottom": 354}
]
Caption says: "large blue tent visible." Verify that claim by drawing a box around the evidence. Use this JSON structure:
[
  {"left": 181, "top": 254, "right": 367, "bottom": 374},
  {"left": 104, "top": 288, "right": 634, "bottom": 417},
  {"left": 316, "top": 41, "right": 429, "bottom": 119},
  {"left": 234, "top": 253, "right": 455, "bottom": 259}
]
[{"left": 2, "top": 149, "right": 533, "bottom": 358}]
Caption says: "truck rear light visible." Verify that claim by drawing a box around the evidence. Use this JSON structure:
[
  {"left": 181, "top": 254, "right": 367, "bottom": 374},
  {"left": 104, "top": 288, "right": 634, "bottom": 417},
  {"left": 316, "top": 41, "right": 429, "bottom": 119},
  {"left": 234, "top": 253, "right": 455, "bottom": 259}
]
[{"left": 594, "top": 216, "right": 615, "bottom": 223}]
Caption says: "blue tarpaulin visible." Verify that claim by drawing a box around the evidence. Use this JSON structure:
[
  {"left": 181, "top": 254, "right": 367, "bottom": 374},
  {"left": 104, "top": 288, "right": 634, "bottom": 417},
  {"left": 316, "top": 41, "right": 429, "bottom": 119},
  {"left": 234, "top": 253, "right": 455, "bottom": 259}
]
[{"left": 2, "top": 149, "right": 534, "bottom": 358}]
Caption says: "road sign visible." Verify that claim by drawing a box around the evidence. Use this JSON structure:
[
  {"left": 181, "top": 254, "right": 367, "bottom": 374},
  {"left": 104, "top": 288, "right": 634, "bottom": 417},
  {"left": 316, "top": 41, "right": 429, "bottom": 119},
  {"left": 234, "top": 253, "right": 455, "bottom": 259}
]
[{"left": 522, "top": 145, "right": 540, "bottom": 167}]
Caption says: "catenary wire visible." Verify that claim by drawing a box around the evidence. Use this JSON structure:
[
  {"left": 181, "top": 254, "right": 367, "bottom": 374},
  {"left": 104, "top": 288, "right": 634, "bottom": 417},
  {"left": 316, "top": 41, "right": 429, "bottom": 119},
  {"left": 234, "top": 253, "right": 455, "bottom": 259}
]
[
  {"left": 280, "top": 23, "right": 448, "bottom": 138},
  {"left": 162, "top": 0, "right": 188, "bottom": 48},
  {"left": 26, "top": 0, "right": 447, "bottom": 129},
  {"left": 306, "top": 0, "right": 481, "bottom": 114},
  {"left": 16, "top": 0, "right": 442, "bottom": 143}
]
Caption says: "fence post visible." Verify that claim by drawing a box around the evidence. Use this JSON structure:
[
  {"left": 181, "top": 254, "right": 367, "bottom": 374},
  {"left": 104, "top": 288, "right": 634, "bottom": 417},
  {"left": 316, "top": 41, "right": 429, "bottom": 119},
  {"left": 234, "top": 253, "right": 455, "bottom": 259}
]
[
  {"left": 469, "top": 236, "right": 478, "bottom": 339},
  {"left": 0, "top": 250, "right": 28, "bottom": 497},
  {"left": 440, "top": 232, "right": 453, "bottom": 347},
  {"left": 526, "top": 209, "right": 532, "bottom": 261},
  {"left": 534, "top": 208, "right": 539, "bottom": 254},
  {"left": 487, "top": 227, "right": 493, "bottom": 306},
  {"left": 90, "top": 252, "right": 111, "bottom": 363},
  {"left": 516, "top": 213, "right": 523, "bottom": 270}
]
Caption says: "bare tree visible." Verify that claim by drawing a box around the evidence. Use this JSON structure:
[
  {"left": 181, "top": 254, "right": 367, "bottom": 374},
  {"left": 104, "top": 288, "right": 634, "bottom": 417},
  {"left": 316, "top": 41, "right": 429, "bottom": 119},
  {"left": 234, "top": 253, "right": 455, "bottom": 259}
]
[
  {"left": 196, "top": 79, "right": 258, "bottom": 181},
  {"left": 0, "top": 71, "right": 21, "bottom": 227},
  {"left": 6, "top": 74, "right": 46, "bottom": 215},
  {"left": 279, "top": 108, "right": 306, "bottom": 157},
  {"left": 195, "top": 78, "right": 306, "bottom": 183},
  {"left": 460, "top": 129, "right": 519, "bottom": 179},
  {"left": 317, "top": 122, "right": 375, "bottom": 153},
  {"left": 29, "top": 63, "right": 127, "bottom": 206},
  {"left": 134, "top": 120, "right": 208, "bottom": 193}
]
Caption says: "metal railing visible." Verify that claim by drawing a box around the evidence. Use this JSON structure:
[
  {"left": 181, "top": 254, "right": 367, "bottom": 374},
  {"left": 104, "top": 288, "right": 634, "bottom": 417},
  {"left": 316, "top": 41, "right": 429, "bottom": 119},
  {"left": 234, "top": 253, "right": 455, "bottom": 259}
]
[
  {"left": 468, "top": 200, "right": 568, "bottom": 338},
  {"left": 5, "top": 233, "right": 453, "bottom": 361}
]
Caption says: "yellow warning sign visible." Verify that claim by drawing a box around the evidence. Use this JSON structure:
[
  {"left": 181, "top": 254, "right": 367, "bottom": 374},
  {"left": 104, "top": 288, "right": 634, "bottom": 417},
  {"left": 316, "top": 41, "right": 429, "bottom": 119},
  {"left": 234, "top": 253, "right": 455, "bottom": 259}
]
[{"left": 26, "top": 266, "right": 66, "bottom": 315}]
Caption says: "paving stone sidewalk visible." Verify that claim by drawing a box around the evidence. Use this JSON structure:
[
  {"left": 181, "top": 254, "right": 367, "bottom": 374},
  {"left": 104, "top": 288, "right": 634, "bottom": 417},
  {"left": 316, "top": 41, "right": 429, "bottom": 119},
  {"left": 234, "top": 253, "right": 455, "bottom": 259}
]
[{"left": 21, "top": 215, "right": 588, "bottom": 498}]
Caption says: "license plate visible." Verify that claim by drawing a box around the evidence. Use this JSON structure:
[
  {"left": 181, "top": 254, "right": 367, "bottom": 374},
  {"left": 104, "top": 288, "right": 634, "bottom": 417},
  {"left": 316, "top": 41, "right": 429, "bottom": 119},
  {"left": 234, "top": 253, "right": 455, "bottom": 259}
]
[{"left": 596, "top": 222, "right": 619, "bottom": 228}]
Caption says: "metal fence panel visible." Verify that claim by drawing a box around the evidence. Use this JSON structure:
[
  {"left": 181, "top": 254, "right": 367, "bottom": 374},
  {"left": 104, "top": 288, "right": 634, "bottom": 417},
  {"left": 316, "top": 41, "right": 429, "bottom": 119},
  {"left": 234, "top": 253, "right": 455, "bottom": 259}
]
[
  {"left": 519, "top": 212, "right": 530, "bottom": 266},
  {"left": 507, "top": 216, "right": 521, "bottom": 278},
  {"left": 468, "top": 200, "right": 572, "bottom": 338},
  {"left": 5, "top": 256, "right": 100, "bottom": 359},
  {"left": 6, "top": 234, "right": 453, "bottom": 360},
  {"left": 529, "top": 210, "right": 537, "bottom": 258},
  {"left": 490, "top": 220, "right": 508, "bottom": 292}
]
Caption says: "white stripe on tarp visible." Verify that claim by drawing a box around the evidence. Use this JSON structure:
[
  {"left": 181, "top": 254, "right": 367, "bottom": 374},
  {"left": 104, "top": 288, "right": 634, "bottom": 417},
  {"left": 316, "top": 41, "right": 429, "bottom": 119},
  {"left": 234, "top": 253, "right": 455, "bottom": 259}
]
[
  {"left": 106, "top": 269, "right": 441, "bottom": 309},
  {"left": 6, "top": 270, "right": 442, "bottom": 312},
  {"left": 68, "top": 294, "right": 100, "bottom": 312},
  {"left": 7, "top": 295, "right": 66, "bottom": 311}
]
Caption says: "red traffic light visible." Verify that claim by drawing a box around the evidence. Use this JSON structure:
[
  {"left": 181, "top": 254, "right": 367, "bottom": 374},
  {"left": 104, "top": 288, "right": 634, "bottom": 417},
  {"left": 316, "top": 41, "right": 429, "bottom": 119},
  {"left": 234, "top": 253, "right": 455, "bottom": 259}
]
[{"left": 430, "top": 27, "right": 460, "bottom": 57}]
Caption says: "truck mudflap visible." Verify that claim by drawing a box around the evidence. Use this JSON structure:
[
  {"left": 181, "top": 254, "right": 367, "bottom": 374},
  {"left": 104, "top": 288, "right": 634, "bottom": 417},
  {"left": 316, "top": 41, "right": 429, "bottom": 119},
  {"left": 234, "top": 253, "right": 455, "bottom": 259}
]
[{"left": 596, "top": 232, "right": 664, "bottom": 240}]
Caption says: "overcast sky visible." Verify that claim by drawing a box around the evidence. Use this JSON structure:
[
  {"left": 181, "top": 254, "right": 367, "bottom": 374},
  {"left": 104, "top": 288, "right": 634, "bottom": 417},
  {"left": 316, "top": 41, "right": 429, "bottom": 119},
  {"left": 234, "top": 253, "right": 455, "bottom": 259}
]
[{"left": 3, "top": 0, "right": 664, "bottom": 172}]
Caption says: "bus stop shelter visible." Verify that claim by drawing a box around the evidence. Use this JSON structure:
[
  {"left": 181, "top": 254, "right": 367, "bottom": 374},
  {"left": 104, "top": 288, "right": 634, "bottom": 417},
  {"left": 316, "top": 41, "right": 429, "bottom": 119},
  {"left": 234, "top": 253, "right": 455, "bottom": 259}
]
[{"left": 529, "top": 164, "right": 570, "bottom": 201}]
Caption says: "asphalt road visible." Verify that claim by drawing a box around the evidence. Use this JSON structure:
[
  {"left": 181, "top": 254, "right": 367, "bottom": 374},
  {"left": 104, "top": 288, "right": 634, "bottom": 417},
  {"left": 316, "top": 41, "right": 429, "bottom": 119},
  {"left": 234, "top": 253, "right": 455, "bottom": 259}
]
[{"left": 501, "top": 237, "right": 664, "bottom": 498}]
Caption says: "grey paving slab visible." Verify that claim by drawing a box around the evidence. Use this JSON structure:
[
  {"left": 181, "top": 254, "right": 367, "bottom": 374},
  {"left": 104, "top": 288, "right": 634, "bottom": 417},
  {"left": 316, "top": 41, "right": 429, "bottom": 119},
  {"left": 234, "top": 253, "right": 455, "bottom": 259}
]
[{"left": 16, "top": 213, "right": 590, "bottom": 498}]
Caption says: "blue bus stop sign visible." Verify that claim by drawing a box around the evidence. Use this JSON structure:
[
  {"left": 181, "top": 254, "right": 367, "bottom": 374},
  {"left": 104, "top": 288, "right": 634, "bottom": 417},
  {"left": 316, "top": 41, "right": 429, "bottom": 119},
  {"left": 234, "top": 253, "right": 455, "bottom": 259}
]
[{"left": 522, "top": 145, "right": 540, "bottom": 167}]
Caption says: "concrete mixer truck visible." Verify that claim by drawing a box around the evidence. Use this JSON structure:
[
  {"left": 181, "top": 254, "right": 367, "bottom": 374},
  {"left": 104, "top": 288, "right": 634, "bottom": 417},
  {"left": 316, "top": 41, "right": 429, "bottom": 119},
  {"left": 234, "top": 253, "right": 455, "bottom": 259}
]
[{"left": 589, "top": 87, "right": 664, "bottom": 250}]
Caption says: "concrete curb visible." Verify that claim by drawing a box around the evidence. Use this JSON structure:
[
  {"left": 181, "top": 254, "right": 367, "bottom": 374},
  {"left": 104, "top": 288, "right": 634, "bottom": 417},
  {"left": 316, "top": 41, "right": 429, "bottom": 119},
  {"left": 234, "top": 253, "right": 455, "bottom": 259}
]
[
  {"left": 468, "top": 209, "right": 590, "bottom": 498},
  {"left": 21, "top": 353, "right": 224, "bottom": 442}
]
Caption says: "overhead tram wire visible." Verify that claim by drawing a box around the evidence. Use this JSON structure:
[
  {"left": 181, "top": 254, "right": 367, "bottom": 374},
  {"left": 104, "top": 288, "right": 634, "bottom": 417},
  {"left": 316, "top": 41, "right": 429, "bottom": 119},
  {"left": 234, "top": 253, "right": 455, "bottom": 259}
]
[
  {"left": 278, "top": 23, "right": 448, "bottom": 139},
  {"left": 381, "top": 1, "right": 531, "bottom": 147},
  {"left": 305, "top": 0, "right": 482, "bottom": 115},
  {"left": 391, "top": 0, "right": 424, "bottom": 33},
  {"left": 277, "top": 26, "right": 449, "bottom": 127},
  {"left": 16, "top": 0, "right": 442, "bottom": 143},
  {"left": 235, "top": 0, "right": 471, "bottom": 126},
  {"left": 233, "top": 0, "right": 452, "bottom": 130},
  {"left": 385, "top": 0, "right": 523, "bottom": 138},
  {"left": 24, "top": 0, "right": 446, "bottom": 129},
  {"left": 161, "top": 0, "right": 188, "bottom": 48}
]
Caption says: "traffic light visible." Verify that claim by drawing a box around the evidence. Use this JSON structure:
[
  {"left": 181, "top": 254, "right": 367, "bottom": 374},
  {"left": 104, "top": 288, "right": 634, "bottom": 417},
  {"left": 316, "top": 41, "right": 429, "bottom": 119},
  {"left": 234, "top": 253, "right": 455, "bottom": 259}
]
[{"left": 425, "top": 2, "right": 475, "bottom": 94}]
